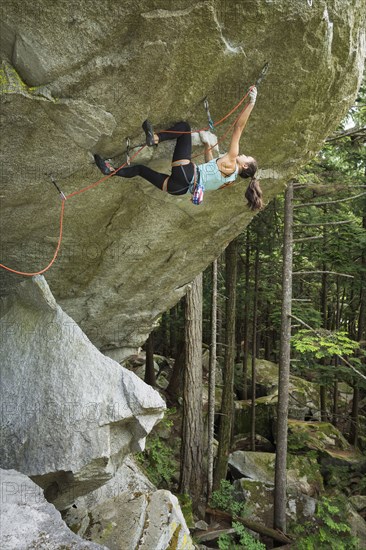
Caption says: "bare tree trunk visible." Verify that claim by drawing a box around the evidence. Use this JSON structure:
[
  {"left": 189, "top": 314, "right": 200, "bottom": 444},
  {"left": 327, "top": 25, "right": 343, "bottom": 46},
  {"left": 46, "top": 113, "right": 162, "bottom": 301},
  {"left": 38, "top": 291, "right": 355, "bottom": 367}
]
[
  {"left": 161, "top": 312, "right": 170, "bottom": 357},
  {"left": 250, "top": 241, "right": 259, "bottom": 451},
  {"left": 320, "top": 221, "right": 328, "bottom": 422},
  {"left": 207, "top": 259, "right": 218, "bottom": 502},
  {"left": 349, "top": 384, "right": 359, "bottom": 447},
  {"left": 213, "top": 239, "right": 238, "bottom": 490},
  {"left": 320, "top": 385, "right": 327, "bottom": 422},
  {"left": 243, "top": 229, "right": 251, "bottom": 401},
  {"left": 274, "top": 181, "right": 294, "bottom": 533},
  {"left": 180, "top": 274, "right": 204, "bottom": 510},
  {"left": 144, "top": 332, "right": 156, "bottom": 386},
  {"left": 350, "top": 209, "right": 366, "bottom": 447},
  {"left": 170, "top": 305, "right": 178, "bottom": 359},
  {"left": 332, "top": 278, "right": 340, "bottom": 426},
  {"left": 166, "top": 340, "right": 185, "bottom": 403}
]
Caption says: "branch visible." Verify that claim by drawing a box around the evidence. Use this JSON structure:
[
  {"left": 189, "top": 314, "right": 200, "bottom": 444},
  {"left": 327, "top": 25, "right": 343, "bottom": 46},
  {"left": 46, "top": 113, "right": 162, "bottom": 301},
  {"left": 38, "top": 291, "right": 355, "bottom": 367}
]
[
  {"left": 326, "top": 125, "right": 366, "bottom": 142},
  {"left": 205, "top": 507, "right": 294, "bottom": 545},
  {"left": 293, "top": 192, "right": 366, "bottom": 208},
  {"left": 293, "top": 236, "right": 323, "bottom": 243},
  {"left": 294, "top": 220, "right": 354, "bottom": 227},
  {"left": 292, "top": 271, "right": 354, "bottom": 279},
  {"left": 290, "top": 314, "right": 366, "bottom": 382},
  {"left": 294, "top": 183, "right": 366, "bottom": 189}
]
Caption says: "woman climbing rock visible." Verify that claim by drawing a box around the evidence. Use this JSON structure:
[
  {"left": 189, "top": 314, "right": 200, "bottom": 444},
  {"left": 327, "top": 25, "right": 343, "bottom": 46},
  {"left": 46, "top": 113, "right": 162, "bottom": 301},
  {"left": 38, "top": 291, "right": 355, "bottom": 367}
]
[{"left": 94, "top": 86, "right": 262, "bottom": 210}]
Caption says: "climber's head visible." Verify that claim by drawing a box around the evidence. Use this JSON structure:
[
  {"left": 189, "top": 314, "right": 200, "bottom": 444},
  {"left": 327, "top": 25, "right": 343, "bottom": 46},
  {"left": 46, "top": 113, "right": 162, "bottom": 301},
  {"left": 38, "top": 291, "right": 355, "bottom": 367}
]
[
  {"left": 237, "top": 154, "right": 257, "bottom": 175},
  {"left": 237, "top": 155, "right": 263, "bottom": 211}
]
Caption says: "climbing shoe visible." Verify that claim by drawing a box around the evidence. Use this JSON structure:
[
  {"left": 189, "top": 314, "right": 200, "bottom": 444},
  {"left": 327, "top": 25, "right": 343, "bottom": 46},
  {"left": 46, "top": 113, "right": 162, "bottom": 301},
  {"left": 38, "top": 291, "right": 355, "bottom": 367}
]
[
  {"left": 94, "top": 154, "right": 114, "bottom": 175},
  {"left": 142, "top": 119, "right": 156, "bottom": 147}
]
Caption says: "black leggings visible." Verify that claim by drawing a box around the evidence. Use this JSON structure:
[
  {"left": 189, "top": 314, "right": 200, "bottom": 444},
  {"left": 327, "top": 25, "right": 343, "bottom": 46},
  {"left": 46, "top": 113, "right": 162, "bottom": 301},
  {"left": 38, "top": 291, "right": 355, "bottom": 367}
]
[{"left": 114, "top": 121, "right": 195, "bottom": 195}]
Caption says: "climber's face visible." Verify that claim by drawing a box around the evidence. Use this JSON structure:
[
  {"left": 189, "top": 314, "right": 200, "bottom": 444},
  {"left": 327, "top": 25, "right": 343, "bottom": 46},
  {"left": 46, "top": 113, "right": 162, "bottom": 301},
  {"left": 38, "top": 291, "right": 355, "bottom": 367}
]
[{"left": 237, "top": 154, "right": 255, "bottom": 170}]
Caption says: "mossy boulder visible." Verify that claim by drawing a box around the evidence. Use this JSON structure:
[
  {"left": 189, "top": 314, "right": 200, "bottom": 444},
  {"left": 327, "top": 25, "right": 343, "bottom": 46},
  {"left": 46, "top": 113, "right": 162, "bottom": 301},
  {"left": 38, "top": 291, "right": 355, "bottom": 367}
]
[
  {"left": 229, "top": 451, "right": 323, "bottom": 497},
  {"left": 234, "top": 358, "right": 320, "bottom": 422},
  {"left": 233, "top": 478, "right": 317, "bottom": 527},
  {"left": 85, "top": 490, "right": 194, "bottom": 549},
  {"left": 287, "top": 419, "right": 359, "bottom": 459},
  {"left": 234, "top": 395, "right": 277, "bottom": 441}
]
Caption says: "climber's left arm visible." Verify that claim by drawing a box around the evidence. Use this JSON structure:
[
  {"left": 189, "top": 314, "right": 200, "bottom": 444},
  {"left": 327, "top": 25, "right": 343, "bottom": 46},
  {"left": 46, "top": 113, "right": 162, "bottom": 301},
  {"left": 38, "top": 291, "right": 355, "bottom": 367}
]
[{"left": 199, "top": 131, "right": 214, "bottom": 162}]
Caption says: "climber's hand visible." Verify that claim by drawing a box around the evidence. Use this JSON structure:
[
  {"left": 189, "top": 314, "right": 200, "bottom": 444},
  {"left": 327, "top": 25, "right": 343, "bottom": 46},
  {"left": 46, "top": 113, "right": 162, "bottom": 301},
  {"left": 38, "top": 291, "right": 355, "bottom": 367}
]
[
  {"left": 199, "top": 131, "right": 211, "bottom": 145},
  {"left": 249, "top": 86, "right": 257, "bottom": 104}
]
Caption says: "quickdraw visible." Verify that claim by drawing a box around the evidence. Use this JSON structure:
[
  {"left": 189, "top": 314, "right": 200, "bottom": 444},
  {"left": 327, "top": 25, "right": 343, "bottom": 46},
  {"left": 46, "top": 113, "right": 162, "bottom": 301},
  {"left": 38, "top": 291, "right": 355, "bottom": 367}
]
[
  {"left": 50, "top": 175, "right": 66, "bottom": 201},
  {"left": 1, "top": 62, "right": 269, "bottom": 275},
  {"left": 203, "top": 97, "right": 215, "bottom": 132}
]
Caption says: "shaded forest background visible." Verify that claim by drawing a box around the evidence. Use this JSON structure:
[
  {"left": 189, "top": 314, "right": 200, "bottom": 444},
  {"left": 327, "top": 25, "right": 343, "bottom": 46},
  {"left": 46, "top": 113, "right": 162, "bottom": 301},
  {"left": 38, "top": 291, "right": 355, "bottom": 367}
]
[{"left": 129, "top": 79, "right": 366, "bottom": 549}]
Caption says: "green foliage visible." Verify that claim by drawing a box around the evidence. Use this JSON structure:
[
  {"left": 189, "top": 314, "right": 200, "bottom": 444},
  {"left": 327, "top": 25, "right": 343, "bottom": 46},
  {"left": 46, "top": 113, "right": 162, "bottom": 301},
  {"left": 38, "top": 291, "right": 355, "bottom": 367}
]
[
  {"left": 287, "top": 429, "right": 312, "bottom": 453},
  {"left": 218, "top": 523, "right": 266, "bottom": 550},
  {"left": 210, "top": 480, "right": 246, "bottom": 517},
  {"left": 176, "top": 493, "right": 194, "bottom": 529},
  {"left": 211, "top": 481, "right": 265, "bottom": 549},
  {"left": 291, "top": 330, "right": 360, "bottom": 359},
  {"left": 136, "top": 434, "right": 176, "bottom": 487},
  {"left": 136, "top": 409, "right": 177, "bottom": 488},
  {"left": 293, "top": 496, "right": 359, "bottom": 549}
]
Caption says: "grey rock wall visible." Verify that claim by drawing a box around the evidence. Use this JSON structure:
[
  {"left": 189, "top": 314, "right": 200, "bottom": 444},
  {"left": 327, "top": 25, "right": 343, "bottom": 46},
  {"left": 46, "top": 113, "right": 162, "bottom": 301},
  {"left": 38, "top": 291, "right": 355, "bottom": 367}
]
[
  {"left": 0, "top": 469, "right": 107, "bottom": 550},
  {"left": 0, "top": 275, "right": 165, "bottom": 510},
  {"left": 0, "top": 1, "right": 365, "bottom": 353}
]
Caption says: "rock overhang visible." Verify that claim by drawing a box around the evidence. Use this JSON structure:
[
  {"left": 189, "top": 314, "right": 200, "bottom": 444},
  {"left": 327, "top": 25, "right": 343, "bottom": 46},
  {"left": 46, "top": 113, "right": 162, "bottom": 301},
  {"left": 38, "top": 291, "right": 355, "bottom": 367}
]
[{"left": 0, "top": 0, "right": 365, "bottom": 352}]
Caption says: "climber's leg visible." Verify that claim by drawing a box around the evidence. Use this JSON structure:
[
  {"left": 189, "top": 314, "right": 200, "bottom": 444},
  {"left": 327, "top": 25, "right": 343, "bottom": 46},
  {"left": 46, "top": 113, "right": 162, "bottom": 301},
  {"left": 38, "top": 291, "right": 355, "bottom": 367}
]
[
  {"left": 114, "top": 164, "right": 168, "bottom": 191},
  {"left": 115, "top": 165, "right": 189, "bottom": 196},
  {"left": 156, "top": 121, "right": 192, "bottom": 162}
]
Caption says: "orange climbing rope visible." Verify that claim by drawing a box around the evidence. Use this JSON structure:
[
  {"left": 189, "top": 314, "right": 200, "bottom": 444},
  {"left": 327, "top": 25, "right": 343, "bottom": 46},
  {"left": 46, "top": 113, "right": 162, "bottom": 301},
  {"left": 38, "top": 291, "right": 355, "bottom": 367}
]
[
  {"left": 0, "top": 201, "right": 66, "bottom": 276},
  {"left": 0, "top": 87, "right": 253, "bottom": 277}
]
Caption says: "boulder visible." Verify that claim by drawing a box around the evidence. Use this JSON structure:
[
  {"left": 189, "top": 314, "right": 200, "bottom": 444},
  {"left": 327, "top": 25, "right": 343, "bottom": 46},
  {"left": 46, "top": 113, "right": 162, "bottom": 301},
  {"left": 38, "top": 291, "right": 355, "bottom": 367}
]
[
  {"left": 234, "top": 358, "right": 320, "bottom": 420},
  {"left": 1, "top": 1, "right": 365, "bottom": 354},
  {"left": 0, "top": 276, "right": 166, "bottom": 509},
  {"left": 349, "top": 495, "right": 366, "bottom": 515},
  {"left": 233, "top": 478, "right": 317, "bottom": 527},
  {"left": 348, "top": 506, "right": 366, "bottom": 545},
  {"left": 84, "top": 489, "right": 194, "bottom": 549},
  {"left": 232, "top": 434, "right": 275, "bottom": 453},
  {"left": 63, "top": 455, "right": 156, "bottom": 536},
  {"left": 0, "top": 468, "right": 106, "bottom": 550},
  {"left": 229, "top": 451, "right": 323, "bottom": 497},
  {"left": 287, "top": 419, "right": 359, "bottom": 458},
  {"left": 234, "top": 395, "right": 277, "bottom": 441}
]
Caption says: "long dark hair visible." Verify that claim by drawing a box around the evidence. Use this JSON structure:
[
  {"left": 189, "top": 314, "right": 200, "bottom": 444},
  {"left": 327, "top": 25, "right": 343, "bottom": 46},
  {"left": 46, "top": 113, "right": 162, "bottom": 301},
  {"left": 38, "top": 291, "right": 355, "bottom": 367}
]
[{"left": 239, "top": 159, "right": 263, "bottom": 211}]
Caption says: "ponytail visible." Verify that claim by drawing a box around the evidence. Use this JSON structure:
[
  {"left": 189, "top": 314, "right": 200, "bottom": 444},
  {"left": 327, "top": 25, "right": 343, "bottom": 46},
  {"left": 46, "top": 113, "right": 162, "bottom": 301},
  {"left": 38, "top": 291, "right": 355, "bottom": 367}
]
[
  {"left": 245, "top": 177, "right": 263, "bottom": 211},
  {"left": 238, "top": 158, "right": 263, "bottom": 211}
]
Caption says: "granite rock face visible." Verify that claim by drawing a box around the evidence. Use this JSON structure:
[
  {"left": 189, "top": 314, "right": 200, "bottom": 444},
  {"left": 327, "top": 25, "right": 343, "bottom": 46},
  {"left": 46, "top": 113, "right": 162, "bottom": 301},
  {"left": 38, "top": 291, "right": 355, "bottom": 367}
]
[
  {"left": 0, "top": 1, "right": 365, "bottom": 354},
  {"left": 0, "top": 469, "right": 107, "bottom": 550},
  {"left": 63, "top": 457, "right": 194, "bottom": 550},
  {"left": 0, "top": 276, "right": 166, "bottom": 510},
  {"left": 85, "top": 489, "right": 194, "bottom": 549}
]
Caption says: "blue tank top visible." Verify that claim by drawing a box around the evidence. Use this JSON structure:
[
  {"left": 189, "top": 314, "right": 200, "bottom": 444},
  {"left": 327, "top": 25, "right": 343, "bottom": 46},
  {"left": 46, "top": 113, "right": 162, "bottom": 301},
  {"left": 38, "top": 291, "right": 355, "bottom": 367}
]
[{"left": 195, "top": 158, "right": 239, "bottom": 191}]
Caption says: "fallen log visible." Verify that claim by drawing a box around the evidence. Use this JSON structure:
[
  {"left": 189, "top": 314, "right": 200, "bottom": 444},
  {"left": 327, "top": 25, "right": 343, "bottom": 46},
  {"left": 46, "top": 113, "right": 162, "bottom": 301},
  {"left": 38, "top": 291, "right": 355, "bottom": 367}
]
[{"left": 206, "top": 507, "right": 294, "bottom": 545}]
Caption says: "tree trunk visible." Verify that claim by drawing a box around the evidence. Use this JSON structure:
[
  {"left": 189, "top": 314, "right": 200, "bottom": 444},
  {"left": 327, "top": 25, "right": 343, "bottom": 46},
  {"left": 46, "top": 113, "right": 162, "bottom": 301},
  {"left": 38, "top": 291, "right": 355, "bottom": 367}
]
[
  {"left": 320, "top": 384, "right": 327, "bottom": 422},
  {"left": 320, "top": 220, "right": 328, "bottom": 422},
  {"left": 166, "top": 340, "right": 185, "bottom": 403},
  {"left": 170, "top": 305, "right": 178, "bottom": 359},
  {"left": 274, "top": 180, "right": 294, "bottom": 534},
  {"left": 349, "top": 209, "right": 366, "bottom": 447},
  {"left": 250, "top": 241, "right": 260, "bottom": 451},
  {"left": 242, "top": 229, "right": 251, "bottom": 401},
  {"left": 213, "top": 239, "right": 238, "bottom": 490},
  {"left": 161, "top": 311, "right": 170, "bottom": 357},
  {"left": 349, "top": 384, "right": 359, "bottom": 447},
  {"left": 207, "top": 259, "right": 218, "bottom": 501},
  {"left": 144, "top": 332, "right": 156, "bottom": 386},
  {"left": 179, "top": 273, "right": 204, "bottom": 510}
]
